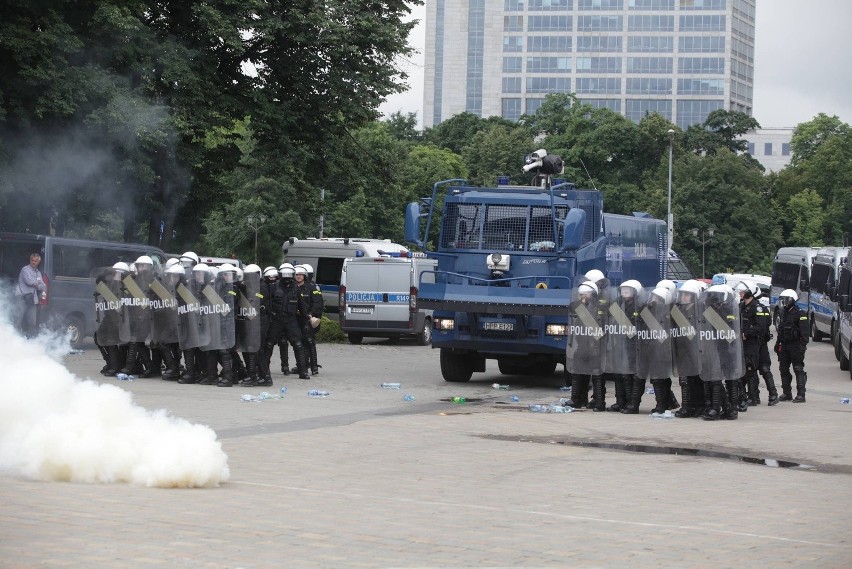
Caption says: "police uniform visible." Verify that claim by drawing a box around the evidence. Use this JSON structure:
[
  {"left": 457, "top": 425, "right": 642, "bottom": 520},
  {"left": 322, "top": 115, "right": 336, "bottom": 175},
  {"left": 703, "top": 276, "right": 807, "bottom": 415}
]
[{"left": 775, "top": 302, "right": 809, "bottom": 402}]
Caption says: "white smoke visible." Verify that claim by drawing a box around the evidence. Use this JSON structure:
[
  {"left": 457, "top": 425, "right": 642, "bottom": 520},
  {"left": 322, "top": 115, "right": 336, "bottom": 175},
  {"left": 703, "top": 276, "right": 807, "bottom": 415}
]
[{"left": 0, "top": 290, "right": 230, "bottom": 488}]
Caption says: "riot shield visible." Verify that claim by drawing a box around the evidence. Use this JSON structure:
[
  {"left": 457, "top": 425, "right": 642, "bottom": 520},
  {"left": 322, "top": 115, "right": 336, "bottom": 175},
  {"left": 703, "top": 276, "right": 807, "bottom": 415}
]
[
  {"left": 236, "top": 271, "right": 261, "bottom": 353},
  {"left": 176, "top": 271, "right": 210, "bottom": 350},
  {"left": 565, "top": 286, "right": 604, "bottom": 375},
  {"left": 93, "top": 268, "right": 123, "bottom": 347},
  {"left": 119, "top": 272, "right": 152, "bottom": 343},
  {"left": 698, "top": 285, "right": 744, "bottom": 382},
  {"left": 635, "top": 287, "right": 673, "bottom": 381},
  {"left": 671, "top": 288, "right": 701, "bottom": 377},
  {"left": 199, "top": 269, "right": 235, "bottom": 351},
  {"left": 149, "top": 276, "right": 179, "bottom": 345},
  {"left": 602, "top": 293, "right": 638, "bottom": 375}
]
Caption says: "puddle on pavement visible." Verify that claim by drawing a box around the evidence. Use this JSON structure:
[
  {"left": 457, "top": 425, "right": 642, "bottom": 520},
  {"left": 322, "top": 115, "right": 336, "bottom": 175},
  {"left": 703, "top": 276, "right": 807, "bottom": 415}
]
[{"left": 480, "top": 435, "right": 852, "bottom": 474}]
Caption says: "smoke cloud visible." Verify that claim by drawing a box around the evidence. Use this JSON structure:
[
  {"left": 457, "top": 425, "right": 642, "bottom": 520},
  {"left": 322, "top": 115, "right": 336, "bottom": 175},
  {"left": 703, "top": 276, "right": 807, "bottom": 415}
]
[{"left": 0, "top": 290, "right": 230, "bottom": 488}]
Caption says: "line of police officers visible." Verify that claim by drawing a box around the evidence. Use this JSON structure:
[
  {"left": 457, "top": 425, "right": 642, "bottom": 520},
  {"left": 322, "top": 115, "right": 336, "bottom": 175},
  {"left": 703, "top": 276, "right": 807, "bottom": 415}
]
[
  {"left": 93, "top": 252, "right": 324, "bottom": 387},
  {"left": 564, "top": 269, "right": 809, "bottom": 419}
]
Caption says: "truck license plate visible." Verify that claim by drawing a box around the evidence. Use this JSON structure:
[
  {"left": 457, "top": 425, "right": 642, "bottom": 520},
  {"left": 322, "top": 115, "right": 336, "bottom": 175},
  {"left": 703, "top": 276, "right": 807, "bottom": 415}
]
[
  {"left": 483, "top": 322, "right": 513, "bottom": 331},
  {"left": 351, "top": 306, "right": 373, "bottom": 314}
]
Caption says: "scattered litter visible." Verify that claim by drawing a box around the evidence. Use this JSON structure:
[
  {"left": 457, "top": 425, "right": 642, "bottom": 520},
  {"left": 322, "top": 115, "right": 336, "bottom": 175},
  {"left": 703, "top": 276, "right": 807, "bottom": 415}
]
[
  {"left": 491, "top": 383, "right": 510, "bottom": 390},
  {"left": 115, "top": 373, "right": 135, "bottom": 381},
  {"left": 381, "top": 382, "right": 401, "bottom": 389},
  {"left": 403, "top": 394, "right": 415, "bottom": 401},
  {"left": 529, "top": 403, "right": 573, "bottom": 413},
  {"left": 650, "top": 410, "right": 674, "bottom": 419},
  {"left": 559, "top": 386, "right": 572, "bottom": 392},
  {"left": 511, "top": 395, "right": 520, "bottom": 402},
  {"left": 841, "top": 398, "right": 850, "bottom": 405},
  {"left": 67, "top": 349, "right": 85, "bottom": 355},
  {"left": 308, "top": 390, "right": 330, "bottom": 398},
  {"left": 451, "top": 396, "right": 466, "bottom": 404},
  {"left": 646, "top": 387, "right": 655, "bottom": 395}
]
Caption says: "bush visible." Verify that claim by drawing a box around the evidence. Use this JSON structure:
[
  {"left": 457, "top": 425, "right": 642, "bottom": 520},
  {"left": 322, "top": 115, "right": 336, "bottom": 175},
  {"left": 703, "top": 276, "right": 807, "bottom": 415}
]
[{"left": 315, "top": 315, "right": 346, "bottom": 343}]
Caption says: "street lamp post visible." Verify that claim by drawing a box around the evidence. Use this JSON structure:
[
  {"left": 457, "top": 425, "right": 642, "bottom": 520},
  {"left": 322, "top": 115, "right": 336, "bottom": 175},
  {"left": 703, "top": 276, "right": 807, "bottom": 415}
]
[
  {"left": 667, "top": 129, "right": 675, "bottom": 256},
  {"left": 692, "top": 227, "right": 715, "bottom": 278},
  {"left": 247, "top": 214, "right": 267, "bottom": 264}
]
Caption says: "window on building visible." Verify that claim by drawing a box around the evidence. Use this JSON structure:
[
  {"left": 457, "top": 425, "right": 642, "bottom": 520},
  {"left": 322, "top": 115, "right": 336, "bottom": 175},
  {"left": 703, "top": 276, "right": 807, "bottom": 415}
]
[
  {"left": 503, "top": 57, "right": 523, "bottom": 73},
  {"left": 576, "top": 57, "right": 622, "bottom": 73},
  {"left": 576, "top": 77, "right": 621, "bottom": 94},
  {"left": 504, "top": 16, "right": 524, "bottom": 32},
  {"left": 678, "top": 57, "right": 725, "bottom": 74},
  {"left": 626, "top": 57, "right": 673, "bottom": 73},
  {"left": 678, "top": 78, "right": 724, "bottom": 95},
  {"left": 626, "top": 78, "right": 672, "bottom": 94},
  {"left": 504, "top": 36, "right": 524, "bottom": 52},
  {"left": 628, "top": 15, "right": 675, "bottom": 31},
  {"left": 502, "top": 98, "right": 523, "bottom": 121},
  {"left": 782, "top": 143, "right": 791, "bottom": 156},
  {"left": 579, "top": 0, "right": 624, "bottom": 8},
  {"left": 577, "top": 36, "right": 622, "bottom": 52},
  {"left": 679, "top": 15, "right": 726, "bottom": 31},
  {"left": 626, "top": 99, "right": 672, "bottom": 122},
  {"left": 527, "top": 56, "right": 571, "bottom": 73},
  {"left": 679, "top": 36, "right": 725, "bottom": 52},
  {"left": 529, "top": 0, "right": 571, "bottom": 8},
  {"left": 503, "top": 77, "right": 522, "bottom": 93},
  {"left": 525, "top": 98, "right": 545, "bottom": 115},
  {"left": 628, "top": 0, "right": 675, "bottom": 8},
  {"left": 581, "top": 99, "right": 622, "bottom": 112},
  {"left": 747, "top": 142, "right": 755, "bottom": 155},
  {"left": 764, "top": 142, "right": 773, "bottom": 156},
  {"left": 528, "top": 15, "right": 572, "bottom": 31},
  {"left": 680, "top": 0, "right": 726, "bottom": 9},
  {"left": 526, "top": 77, "right": 571, "bottom": 93},
  {"left": 528, "top": 36, "right": 571, "bottom": 52},
  {"left": 676, "top": 99, "right": 723, "bottom": 129},
  {"left": 505, "top": 0, "right": 524, "bottom": 10},
  {"left": 577, "top": 15, "right": 623, "bottom": 31},
  {"left": 627, "top": 36, "right": 673, "bottom": 52}
]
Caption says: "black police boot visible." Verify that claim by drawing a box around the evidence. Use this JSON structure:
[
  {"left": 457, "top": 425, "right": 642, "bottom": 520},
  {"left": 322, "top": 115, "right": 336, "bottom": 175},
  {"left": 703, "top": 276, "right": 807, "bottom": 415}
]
[
  {"left": 138, "top": 345, "right": 155, "bottom": 378},
  {"left": 725, "top": 380, "right": 739, "bottom": 420},
  {"left": 308, "top": 339, "right": 320, "bottom": 376},
  {"left": 279, "top": 342, "right": 291, "bottom": 375},
  {"left": 119, "top": 342, "right": 140, "bottom": 375},
  {"left": 704, "top": 382, "right": 725, "bottom": 420},
  {"left": 97, "top": 341, "right": 110, "bottom": 373},
  {"left": 761, "top": 367, "right": 779, "bottom": 406},
  {"left": 666, "top": 379, "right": 680, "bottom": 410},
  {"left": 568, "top": 374, "right": 584, "bottom": 408},
  {"left": 591, "top": 376, "right": 606, "bottom": 411},
  {"left": 178, "top": 350, "right": 197, "bottom": 384},
  {"left": 217, "top": 350, "right": 234, "bottom": 387},
  {"left": 778, "top": 369, "right": 793, "bottom": 401},
  {"left": 793, "top": 368, "right": 807, "bottom": 402},
  {"left": 232, "top": 351, "right": 248, "bottom": 381},
  {"left": 160, "top": 345, "right": 180, "bottom": 380},
  {"left": 736, "top": 378, "right": 748, "bottom": 412},
  {"left": 608, "top": 376, "right": 626, "bottom": 412},
  {"left": 198, "top": 352, "right": 219, "bottom": 385},
  {"left": 746, "top": 371, "right": 760, "bottom": 406},
  {"left": 102, "top": 346, "right": 120, "bottom": 376},
  {"left": 240, "top": 353, "right": 260, "bottom": 387},
  {"left": 675, "top": 378, "right": 692, "bottom": 418},
  {"left": 650, "top": 380, "right": 668, "bottom": 414},
  {"left": 256, "top": 344, "right": 274, "bottom": 386},
  {"left": 293, "top": 341, "right": 310, "bottom": 380},
  {"left": 622, "top": 377, "right": 645, "bottom": 414}
]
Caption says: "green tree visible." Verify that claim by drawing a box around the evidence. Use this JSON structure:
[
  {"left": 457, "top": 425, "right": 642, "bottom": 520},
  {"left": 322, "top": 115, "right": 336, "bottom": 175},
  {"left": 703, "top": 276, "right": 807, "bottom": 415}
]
[
  {"left": 787, "top": 189, "right": 825, "bottom": 247},
  {"left": 682, "top": 109, "right": 760, "bottom": 156}
]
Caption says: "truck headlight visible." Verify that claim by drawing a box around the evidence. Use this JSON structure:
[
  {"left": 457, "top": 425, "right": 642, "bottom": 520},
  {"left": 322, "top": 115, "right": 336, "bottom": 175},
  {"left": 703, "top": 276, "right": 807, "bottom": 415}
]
[
  {"left": 434, "top": 318, "right": 455, "bottom": 331},
  {"left": 546, "top": 324, "right": 567, "bottom": 336}
]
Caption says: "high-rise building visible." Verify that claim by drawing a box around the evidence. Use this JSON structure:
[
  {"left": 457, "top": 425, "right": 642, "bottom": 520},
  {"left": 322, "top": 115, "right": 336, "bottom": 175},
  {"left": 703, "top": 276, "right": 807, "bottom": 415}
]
[{"left": 423, "top": 0, "right": 755, "bottom": 130}]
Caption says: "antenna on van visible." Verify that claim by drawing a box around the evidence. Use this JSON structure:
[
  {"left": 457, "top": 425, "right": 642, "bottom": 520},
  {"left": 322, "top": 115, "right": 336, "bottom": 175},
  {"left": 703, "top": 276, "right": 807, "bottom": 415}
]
[{"left": 578, "top": 158, "right": 599, "bottom": 192}]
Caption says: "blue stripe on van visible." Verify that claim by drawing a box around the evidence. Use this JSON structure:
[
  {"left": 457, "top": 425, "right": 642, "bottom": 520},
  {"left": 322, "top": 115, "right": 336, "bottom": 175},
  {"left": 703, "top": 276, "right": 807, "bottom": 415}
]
[
  {"left": 345, "top": 292, "right": 410, "bottom": 304},
  {"left": 319, "top": 284, "right": 339, "bottom": 293}
]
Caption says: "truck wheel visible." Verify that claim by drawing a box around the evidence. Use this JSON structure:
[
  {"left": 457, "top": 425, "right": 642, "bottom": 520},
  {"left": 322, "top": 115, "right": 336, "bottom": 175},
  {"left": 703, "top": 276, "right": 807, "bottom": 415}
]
[
  {"left": 440, "top": 349, "right": 473, "bottom": 382},
  {"left": 811, "top": 318, "right": 824, "bottom": 342},
  {"left": 497, "top": 358, "right": 524, "bottom": 375},
  {"left": 533, "top": 361, "right": 557, "bottom": 377},
  {"left": 348, "top": 333, "right": 363, "bottom": 345},
  {"left": 416, "top": 318, "right": 432, "bottom": 346},
  {"left": 840, "top": 339, "right": 850, "bottom": 372},
  {"left": 65, "top": 315, "right": 85, "bottom": 349},
  {"left": 833, "top": 322, "right": 842, "bottom": 362}
]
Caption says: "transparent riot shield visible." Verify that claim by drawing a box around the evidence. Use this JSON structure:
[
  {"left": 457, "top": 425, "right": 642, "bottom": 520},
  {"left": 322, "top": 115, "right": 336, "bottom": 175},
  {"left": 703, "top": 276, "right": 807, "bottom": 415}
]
[
  {"left": 565, "top": 286, "right": 604, "bottom": 375},
  {"left": 602, "top": 293, "right": 638, "bottom": 375},
  {"left": 149, "top": 276, "right": 179, "bottom": 345},
  {"left": 671, "top": 290, "right": 702, "bottom": 378},
  {"left": 92, "top": 268, "right": 123, "bottom": 347},
  {"left": 176, "top": 271, "right": 210, "bottom": 350},
  {"left": 199, "top": 269, "right": 235, "bottom": 351},
  {"left": 698, "top": 286, "right": 744, "bottom": 382},
  {"left": 119, "top": 272, "right": 152, "bottom": 343},
  {"left": 635, "top": 287, "right": 673, "bottom": 381},
  {"left": 236, "top": 271, "right": 261, "bottom": 353}
]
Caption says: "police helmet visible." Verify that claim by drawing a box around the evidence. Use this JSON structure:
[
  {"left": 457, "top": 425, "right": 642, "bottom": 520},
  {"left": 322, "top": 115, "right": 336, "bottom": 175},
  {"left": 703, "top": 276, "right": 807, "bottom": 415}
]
[
  {"left": 302, "top": 263, "right": 314, "bottom": 276},
  {"left": 193, "top": 263, "right": 210, "bottom": 274},
  {"left": 779, "top": 288, "right": 798, "bottom": 307},
  {"left": 656, "top": 279, "right": 676, "bottom": 292},
  {"left": 135, "top": 255, "right": 153, "bottom": 266},
  {"left": 180, "top": 251, "right": 199, "bottom": 267},
  {"left": 620, "top": 279, "right": 642, "bottom": 298},
  {"left": 585, "top": 269, "right": 605, "bottom": 284},
  {"left": 218, "top": 263, "right": 237, "bottom": 281},
  {"left": 243, "top": 264, "right": 262, "bottom": 274},
  {"left": 650, "top": 287, "right": 671, "bottom": 304},
  {"left": 705, "top": 284, "right": 733, "bottom": 305},
  {"left": 278, "top": 262, "right": 294, "bottom": 276},
  {"left": 165, "top": 257, "right": 181, "bottom": 269},
  {"left": 263, "top": 267, "right": 279, "bottom": 279},
  {"left": 165, "top": 264, "right": 184, "bottom": 276},
  {"left": 112, "top": 261, "right": 130, "bottom": 273},
  {"left": 678, "top": 280, "right": 702, "bottom": 303},
  {"left": 578, "top": 281, "right": 598, "bottom": 297},
  {"left": 294, "top": 265, "right": 308, "bottom": 277},
  {"left": 234, "top": 267, "right": 244, "bottom": 282},
  {"left": 280, "top": 266, "right": 295, "bottom": 279}
]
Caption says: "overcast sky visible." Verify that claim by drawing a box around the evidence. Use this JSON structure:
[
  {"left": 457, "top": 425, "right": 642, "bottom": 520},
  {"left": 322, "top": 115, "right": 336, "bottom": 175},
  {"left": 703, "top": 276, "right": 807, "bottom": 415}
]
[{"left": 380, "top": 0, "right": 852, "bottom": 129}]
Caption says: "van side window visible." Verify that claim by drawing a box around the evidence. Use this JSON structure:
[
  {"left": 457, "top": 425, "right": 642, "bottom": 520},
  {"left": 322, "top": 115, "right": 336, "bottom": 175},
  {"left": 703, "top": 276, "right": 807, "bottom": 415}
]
[
  {"left": 54, "top": 244, "right": 95, "bottom": 278},
  {"left": 0, "top": 242, "right": 39, "bottom": 281},
  {"left": 316, "top": 258, "right": 345, "bottom": 286},
  {"left": 810, "top": 263, "right": 830, "bottom": 294},
  {"left": 772, "top": 262, "right": 800, "bottom": 290}
]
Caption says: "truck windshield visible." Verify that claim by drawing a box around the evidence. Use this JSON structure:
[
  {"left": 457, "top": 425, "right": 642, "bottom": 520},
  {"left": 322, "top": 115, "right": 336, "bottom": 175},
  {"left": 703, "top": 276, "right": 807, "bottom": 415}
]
[{"left": 440, "top": 203, "right": 568, "bottom": 252}]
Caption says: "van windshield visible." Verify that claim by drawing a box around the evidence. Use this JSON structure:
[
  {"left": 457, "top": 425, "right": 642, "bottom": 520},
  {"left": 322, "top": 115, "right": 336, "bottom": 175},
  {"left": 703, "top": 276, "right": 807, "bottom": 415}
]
[
  {"left": 772, "top": 262, "right": 800, "bottom": 290},
  {"left": 440, "top": 203, "right": 569, "bottom": 252}
]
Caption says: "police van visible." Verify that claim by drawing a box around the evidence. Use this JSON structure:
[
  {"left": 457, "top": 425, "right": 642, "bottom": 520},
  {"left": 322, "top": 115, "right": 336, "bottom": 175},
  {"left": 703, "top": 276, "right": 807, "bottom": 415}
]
[
  {"left": 339, "top": 253, "right": 437, "bottom": 345},
  {"left": 770, "top": 246, "right": 819, "bottom": 326},
  {"left": 0, "top": 232, "right": 167, "bottom": 347},
  {"left": 835, "top": 259, "right": 852, "bottom": 375},
  {"left": 808, "top": 246, "right": 850, "bottom": 343},
  {"left": 281, "top": 237, "right": 408, "bottom": 320}
]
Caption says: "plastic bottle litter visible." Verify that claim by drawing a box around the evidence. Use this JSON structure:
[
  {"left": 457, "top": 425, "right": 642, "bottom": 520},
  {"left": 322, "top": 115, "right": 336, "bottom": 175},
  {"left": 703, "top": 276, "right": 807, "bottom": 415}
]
[
  {"left": 240, "top": 394, "right": 256, "bottom": 402},
  {"left": 308, "top": 390, "right": 330, "bottom": 398},
  {"left": 280, "top": 386, "right": 288, "bottom": 395},
  {"left": 381, "top": 382, "right": 401, "bottom": 389},
  {"left": 528, "top": 403, "right": 573, "bottom": 413},
  {"left": 491, "top": 383, "right": 510, "bottom": 390},
  {"left": 646, "top": 386, "right": 655, "bottom": 395},
  {"left": 559, "top": 397, "right": 571, "bottom": 406},
  {"left": 560, "top": 386, "right": 572, "bottom": 392},
  {"left": 67, "top": 349, "right": 84, "bottom": 355},
  {"left": 116, "top": 373, "right": 135, "bottom": 381},
  {"left": 650, "top": 410, "right": 674, "bottom": 419},
  {"left": 451, "top": 396, "right": 466, "bottom": 404},
  {"left": 258, "top": 391, "right": 272, "bottom": 400},
  {"left": 529, "top": 404, "right": 549, "bottom": 413},
  {"left": 841, "top": 398, "right": 850, "bottom": 405},
  {"left": 550, "top": 403, "right": 573, "bottom": 413},
  {"left": 403, "top": 394, "right": 415, "bottom": 401},
  {"left": 511, "top": 395, "right": 520, "bottom": 402}
]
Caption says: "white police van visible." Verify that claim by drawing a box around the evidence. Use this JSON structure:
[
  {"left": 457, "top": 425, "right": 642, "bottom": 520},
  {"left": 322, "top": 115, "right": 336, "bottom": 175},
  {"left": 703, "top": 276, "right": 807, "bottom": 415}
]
[
  {"left": 281, "top": 237, "right": 408, "bottom": 321},
  {"left": 835, "top": 259, "right": 852, "bottom": 376},
  {"left": 808, "top": 246, "right": 849, "bottom": 343},
  {"left": 770, "top": 246, "right": 819, "bottom": 326},
  {"left": 339, "top": 252, "right": 437, "bottom": 345}
]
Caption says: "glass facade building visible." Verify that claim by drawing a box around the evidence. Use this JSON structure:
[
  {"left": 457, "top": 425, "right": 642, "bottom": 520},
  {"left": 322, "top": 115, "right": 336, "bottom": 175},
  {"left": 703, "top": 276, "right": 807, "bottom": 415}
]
[{"left": 423, "top": 0, "right": 756, "bottom": 129}]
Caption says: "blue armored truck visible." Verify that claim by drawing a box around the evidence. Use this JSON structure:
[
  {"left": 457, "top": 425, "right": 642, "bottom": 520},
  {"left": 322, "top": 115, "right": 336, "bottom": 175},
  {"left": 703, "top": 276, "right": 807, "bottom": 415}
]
[{"left": 403, "top": 151, "right": 668, "bottom": 383}]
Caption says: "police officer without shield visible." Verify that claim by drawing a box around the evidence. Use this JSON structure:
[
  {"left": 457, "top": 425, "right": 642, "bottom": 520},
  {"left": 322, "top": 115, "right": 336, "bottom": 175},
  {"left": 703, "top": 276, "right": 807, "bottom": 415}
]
[
  {"left": 255, "top": 266, "right": 280, "bottom": 386},
  {"left": 699, "top": 284, "right": 744, "bottom": 420},
  {"left": 753, "top": 286, "right": 779, "bottom": 405},
  {"left": 301, "top": 263, "right": 324, "bottom": 375},
  {"left": 774, "top": 289, "right": 809, "bottom": 402},
  {"left": 264, "top": 264, "right": 311, "bottom": 380},
  {"left": 565, "top": 282, "right": 605, "bottom": 410},
  {"left": 671, "top": 280, "right": 703, "bottom": 418},
  {"left": 736, "top": 281, "right": 763, "bottom": 408}
]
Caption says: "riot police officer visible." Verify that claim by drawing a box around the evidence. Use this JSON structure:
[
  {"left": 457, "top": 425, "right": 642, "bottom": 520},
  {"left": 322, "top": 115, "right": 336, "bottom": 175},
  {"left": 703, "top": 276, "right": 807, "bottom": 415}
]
[
  {"left": 565, "top": 281, "right": 604, "bottom": 410},
  {"left": 277, "top": 263, "right": 294, "bottom": 375},
  {"left": 753, "top": 285, "right": 779, "bottom": 405},
  {"left": 255, "top": 266, "right": 280, "bottom": 386},
  {"left": 297, "top": 264, "right": 323, "bottom": 376},
  {"left": 672, "top": 280, "right": 703, "bottom": 418},
  {"left": 736, "top": 281, "right": 761, "bottom": 411},
  {"left": 699, "top": 285, "right": 743, "bottom": 420},
  {"left": 264, "top": 265, "right": 311, "bottom": 380},
  {"left": 775, "top": 289, "right": 809, "bottom": 402}
]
